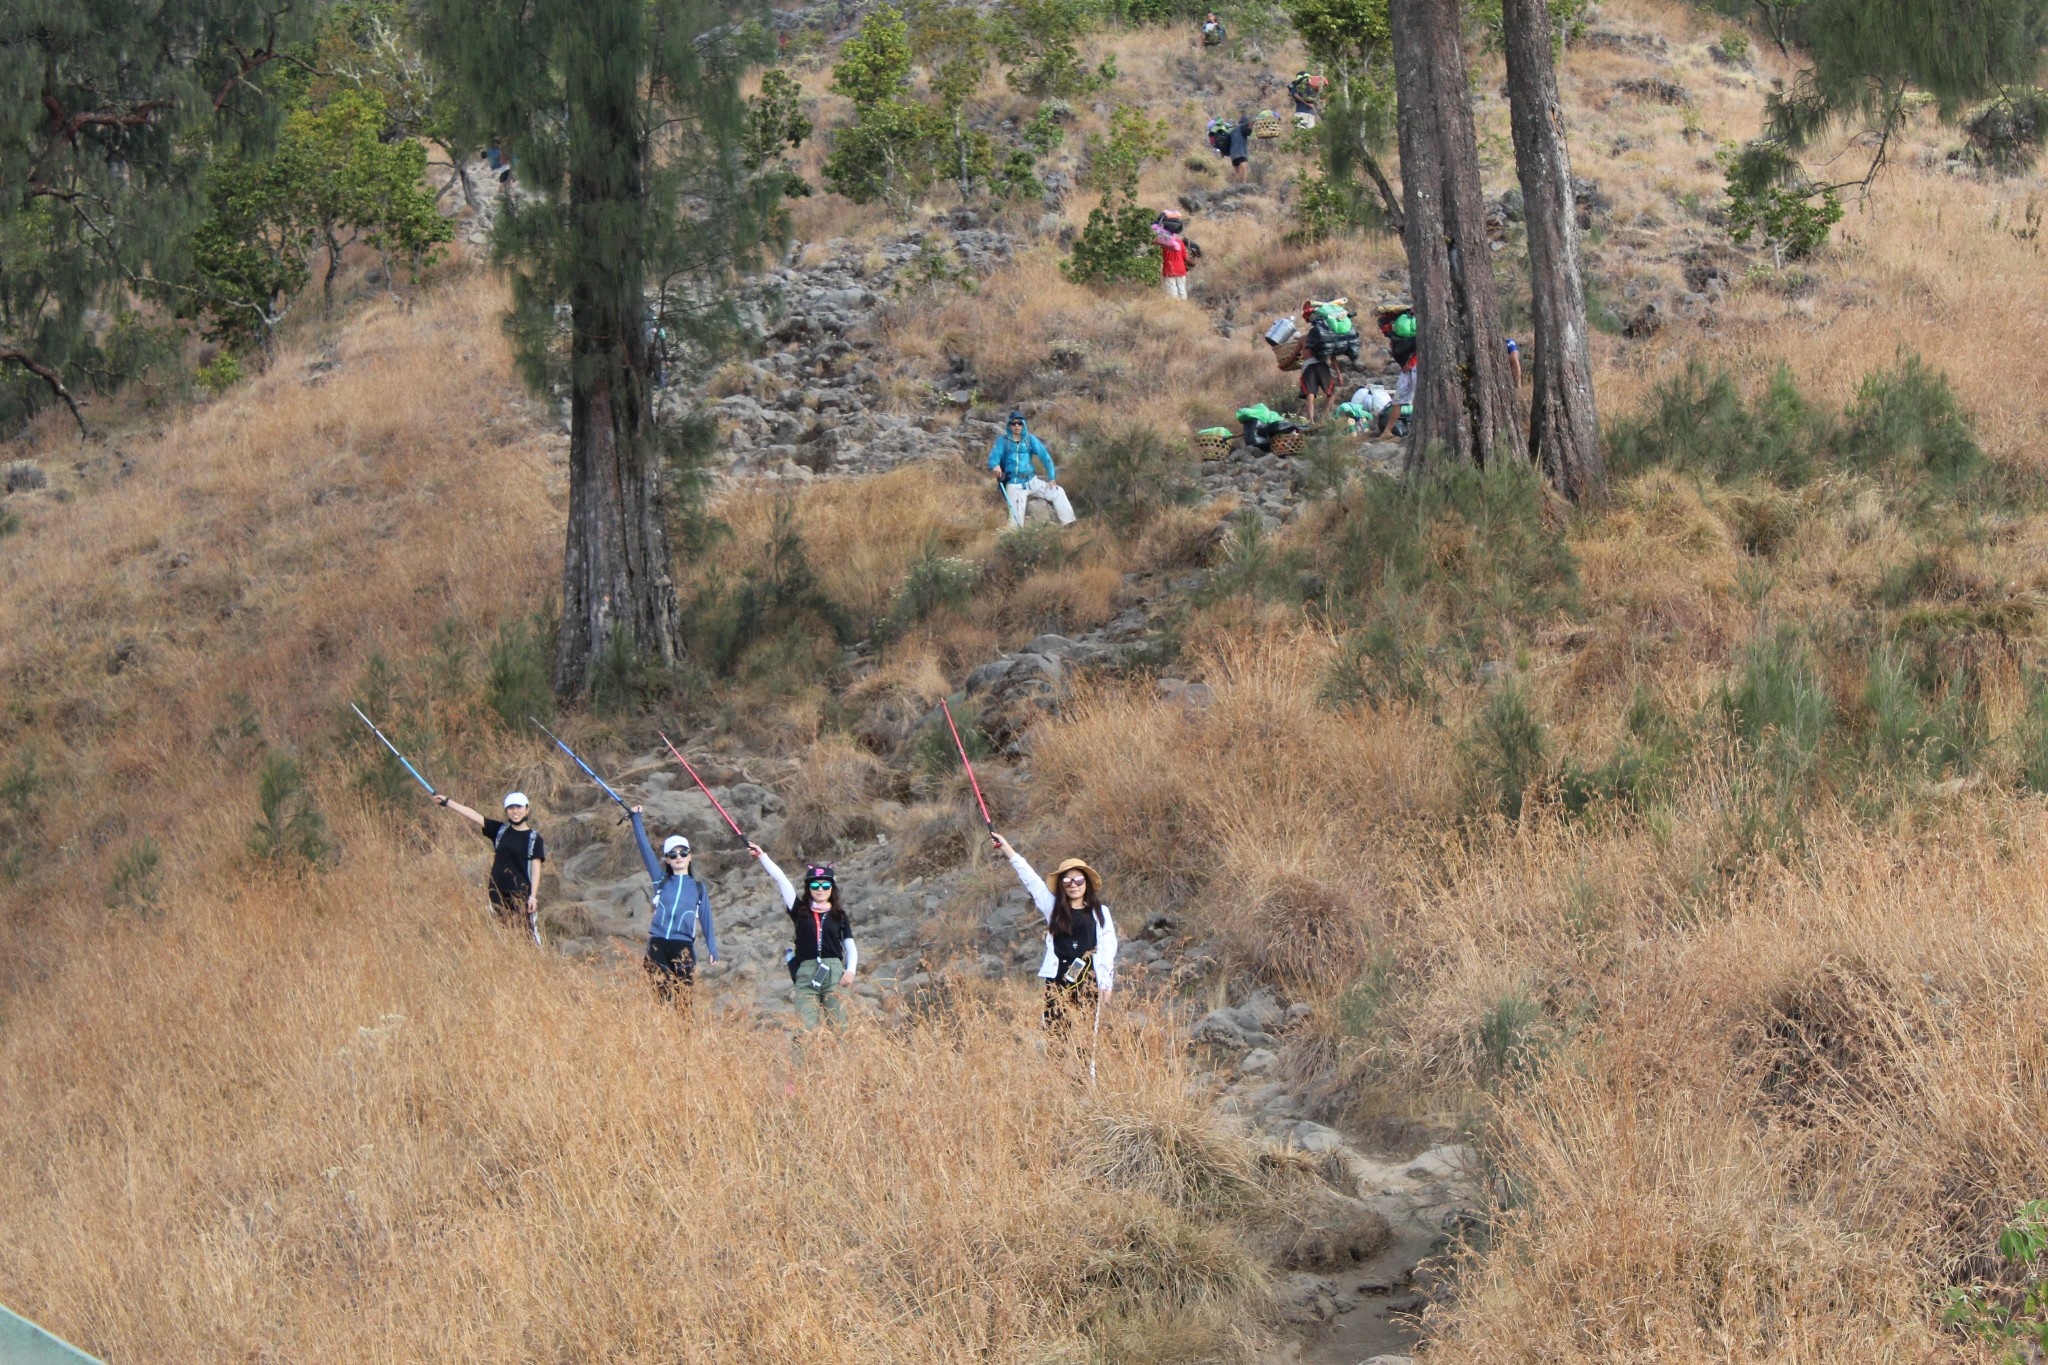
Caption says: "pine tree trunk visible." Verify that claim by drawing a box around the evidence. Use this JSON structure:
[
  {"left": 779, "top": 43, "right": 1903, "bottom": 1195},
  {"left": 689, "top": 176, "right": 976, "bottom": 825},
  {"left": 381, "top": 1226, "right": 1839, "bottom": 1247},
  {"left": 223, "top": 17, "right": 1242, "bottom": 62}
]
[
  {"left": 552, "top": 67, "right": 677, "bottom": 695},
  {"left": 1504, "top": 0, "right": 1605, "bottom": 503},
  {"left": 1389, "top": 0, "right": 1522, "bottom": 474}
]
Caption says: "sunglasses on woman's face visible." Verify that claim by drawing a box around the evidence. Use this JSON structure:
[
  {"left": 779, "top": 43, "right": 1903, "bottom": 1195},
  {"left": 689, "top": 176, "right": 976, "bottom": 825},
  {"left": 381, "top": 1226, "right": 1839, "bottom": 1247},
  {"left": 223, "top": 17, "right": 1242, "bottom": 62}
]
[
  {"left": 808, "top": 880, "right": 833, "bottom": 890},
  {"left": 1060, "top": 873, "right": 1088, "bottom": 883}
]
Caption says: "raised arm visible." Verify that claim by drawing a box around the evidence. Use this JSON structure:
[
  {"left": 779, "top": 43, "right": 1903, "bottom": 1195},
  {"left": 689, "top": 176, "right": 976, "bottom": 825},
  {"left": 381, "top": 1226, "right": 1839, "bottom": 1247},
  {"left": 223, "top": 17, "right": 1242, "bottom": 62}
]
[
  {"left": 747, "top": 842, "right": 798, "bottom": 909},
  {"left": 628, "top": 808, "right": 662, "bottom": 883},
  {"left": 433, "top": 794, "right": 486, "bottom": 829},
  {"left": 1095, "top": 906, "right": 1119, "bottom": 994},
  {"left": 990, "top": 832, "right": 1054, "bottom": 918}
]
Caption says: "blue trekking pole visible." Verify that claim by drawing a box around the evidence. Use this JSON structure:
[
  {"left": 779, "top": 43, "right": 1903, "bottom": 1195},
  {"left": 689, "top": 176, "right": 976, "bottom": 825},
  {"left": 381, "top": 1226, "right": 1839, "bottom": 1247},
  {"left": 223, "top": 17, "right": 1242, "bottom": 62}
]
[
  {"left": 350, "top": 703, "right": 437, "bottom": 796},
  {"left": 530, "top": 718, "right": 628, "bottom": 810}
]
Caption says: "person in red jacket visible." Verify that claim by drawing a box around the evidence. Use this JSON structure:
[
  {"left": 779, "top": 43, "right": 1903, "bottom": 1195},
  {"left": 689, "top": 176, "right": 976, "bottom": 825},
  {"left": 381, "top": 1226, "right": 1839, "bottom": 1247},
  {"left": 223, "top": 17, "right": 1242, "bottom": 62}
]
[{"left": 1149, "top": 211, "right": 1201, "bottom": 300}]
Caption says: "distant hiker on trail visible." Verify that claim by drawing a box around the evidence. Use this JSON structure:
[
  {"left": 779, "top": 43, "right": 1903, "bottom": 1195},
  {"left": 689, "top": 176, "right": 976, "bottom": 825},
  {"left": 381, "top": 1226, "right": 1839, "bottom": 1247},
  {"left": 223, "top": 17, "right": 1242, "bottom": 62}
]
[
  {"left": 988, "top": 410, "right": 1076, "bottom": 529},
  {"left": 1201, "top": 11, "right": 1224, "bottom": 46},
  {"left": 1289, "top": 71, "right": 1327, "bottom": 127},
  {"left": 628, "top": 805, "right": 718, "bottom": 1001},
  {"left": 1374, "top": 356, "right": 1416, "bottom": 440},
  {"left": 433, "top": 791, "right": 545, "bottom": 937},
  {"left": 1150, "top": 211, "right": 1202, "bottom": 301},
  {"left": 747, "top": 842, "right": 858, "bottom": 1028},
  {"left": 1377, "top": 306, "right": 1417, "bottom": 369},
  {"left": 1300, "top": 298, "right": 1359, "bottom": 423},
  {"left": 1229, "top": 113, "right": 1252, "bottom": 183},
  {"left": 1339, "top": 382, "right": 1395, "bottom": 435},
  {"left": 1504, "top": 336, "right": 1523, "bottom": 388},
  {"left": 989, "top": 833, "right": 1118, "bottom": 1035}
]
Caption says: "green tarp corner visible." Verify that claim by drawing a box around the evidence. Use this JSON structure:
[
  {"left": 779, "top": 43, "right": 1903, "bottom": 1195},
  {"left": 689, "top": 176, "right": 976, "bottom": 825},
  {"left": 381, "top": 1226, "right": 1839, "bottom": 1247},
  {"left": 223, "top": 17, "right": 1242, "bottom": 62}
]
[{"left": 0, "top": 1303, "right": 104, "bottom": 1364}]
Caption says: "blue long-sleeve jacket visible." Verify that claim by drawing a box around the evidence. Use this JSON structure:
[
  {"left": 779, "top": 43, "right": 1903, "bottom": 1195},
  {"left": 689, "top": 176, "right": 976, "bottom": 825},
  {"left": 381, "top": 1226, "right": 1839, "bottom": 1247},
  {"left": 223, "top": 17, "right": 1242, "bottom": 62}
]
[
  {"left": 987, "top": 417, "right": 1055, "bottom": 484},
  {"left": 629, "top": 812, "right": 718, "bottom": 959}
]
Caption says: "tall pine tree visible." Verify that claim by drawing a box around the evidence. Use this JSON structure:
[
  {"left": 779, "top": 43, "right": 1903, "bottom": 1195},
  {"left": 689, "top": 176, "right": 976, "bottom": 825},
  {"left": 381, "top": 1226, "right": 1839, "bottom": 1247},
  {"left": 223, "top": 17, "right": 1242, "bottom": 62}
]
[
  {"left": 423, "top": 0, "right": 778, "bottom": 695},
  {"left": 1389, "top": 0, "right": 1521, "bottom": 472},
  {"left": 1504, "top": 0, "right": 1602, "bottom": 502},
  {"left": 2, "top": 0, "right": 308, "bottom": 431}
]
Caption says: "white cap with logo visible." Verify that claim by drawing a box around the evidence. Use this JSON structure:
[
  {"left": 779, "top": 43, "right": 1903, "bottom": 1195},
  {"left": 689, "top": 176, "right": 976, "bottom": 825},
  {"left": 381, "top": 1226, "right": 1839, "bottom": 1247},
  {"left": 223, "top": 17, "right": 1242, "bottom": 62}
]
[
  {"left": 503, "top": 791, "right": 530, "bottom": 809},
  {"left": 662, "top": 835, "right": 691, "bottom": 856}
]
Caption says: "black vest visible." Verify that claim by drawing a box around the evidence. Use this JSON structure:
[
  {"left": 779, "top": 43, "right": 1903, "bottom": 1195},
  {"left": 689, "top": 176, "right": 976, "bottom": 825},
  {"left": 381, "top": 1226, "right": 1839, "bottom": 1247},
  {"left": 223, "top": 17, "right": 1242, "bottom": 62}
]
[{"left": 1050, "top": 905, "right": 1100, "bottom": 970}]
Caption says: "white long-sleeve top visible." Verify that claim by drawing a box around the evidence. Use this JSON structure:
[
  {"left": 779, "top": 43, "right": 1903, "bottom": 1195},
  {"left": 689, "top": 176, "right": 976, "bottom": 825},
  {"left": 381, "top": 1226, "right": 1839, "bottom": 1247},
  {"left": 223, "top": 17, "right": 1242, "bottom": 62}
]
[
  {"left": 1003, "top": 847, "right": 1117, "bottom": 992},
  {"left": 759, "top": 853, "right": 858, "bottom": 977}
]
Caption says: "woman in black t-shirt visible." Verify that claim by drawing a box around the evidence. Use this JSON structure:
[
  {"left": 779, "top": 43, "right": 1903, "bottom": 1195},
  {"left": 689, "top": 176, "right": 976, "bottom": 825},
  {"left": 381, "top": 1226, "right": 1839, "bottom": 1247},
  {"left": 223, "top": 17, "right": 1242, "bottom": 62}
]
[{"left": 433, "top": 790, "right": 546, "bottom": 938}]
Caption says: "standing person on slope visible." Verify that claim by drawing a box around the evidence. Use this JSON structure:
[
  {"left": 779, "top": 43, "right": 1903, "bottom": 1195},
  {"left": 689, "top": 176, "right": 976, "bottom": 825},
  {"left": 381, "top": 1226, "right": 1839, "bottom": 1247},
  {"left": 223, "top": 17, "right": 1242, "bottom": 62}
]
[
  {"left": 1151, "top": 211, "right": 1202, "bottom": 301},
  {"left": 746, "top": 842, "right": 858, "bottom": 1028},
  {"left": 432, "top": 790, "right": 545, "bottom": 938},
  {"left": 989, "top": 833, "right": 1117, "bottom": 1034},
  {"left": 627, "top": 805, "right": 719, "bottom": 1001},
  {"left": 988, "top": 410, "right": 1076, "bottom": 529}
]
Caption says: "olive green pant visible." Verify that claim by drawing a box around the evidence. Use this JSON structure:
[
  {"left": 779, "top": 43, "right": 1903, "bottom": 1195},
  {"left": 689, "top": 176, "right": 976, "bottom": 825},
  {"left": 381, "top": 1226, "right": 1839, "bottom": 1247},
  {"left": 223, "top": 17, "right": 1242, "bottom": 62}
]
[{"left": 791, "top": 957, "right": 847, "bottom": 1029}]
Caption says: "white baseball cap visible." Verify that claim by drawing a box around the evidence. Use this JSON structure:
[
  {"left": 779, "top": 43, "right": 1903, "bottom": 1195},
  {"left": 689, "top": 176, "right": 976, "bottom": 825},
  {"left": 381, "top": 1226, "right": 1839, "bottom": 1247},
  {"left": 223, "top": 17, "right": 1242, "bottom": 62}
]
[
  {"left": 662, "top": 835, "right": 691, "bottom": 856},
  {"left": 503, "top": 791, "right": 530, "bottom": 809}
]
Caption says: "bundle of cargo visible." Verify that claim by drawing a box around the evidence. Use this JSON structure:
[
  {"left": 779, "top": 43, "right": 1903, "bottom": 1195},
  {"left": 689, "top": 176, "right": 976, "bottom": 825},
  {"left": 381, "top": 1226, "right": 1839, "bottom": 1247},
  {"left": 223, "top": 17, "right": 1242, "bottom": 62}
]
[
  {"left": 1193, "top": 427, "right": 1236, "bottom": 458},
  {"left": 1263, "top": 316, "right": 1305, "bottom": 371},
  {"left": 1253, "top": 110, "right": 1283, "bottom": 139}
]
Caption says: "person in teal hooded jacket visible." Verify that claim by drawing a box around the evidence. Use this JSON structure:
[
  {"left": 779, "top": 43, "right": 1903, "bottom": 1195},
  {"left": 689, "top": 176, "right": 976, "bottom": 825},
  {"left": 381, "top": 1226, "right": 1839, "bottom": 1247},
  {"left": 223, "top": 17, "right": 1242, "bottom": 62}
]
[{"left": 987, "top": 410, "right": 1077, "bottom": 529}]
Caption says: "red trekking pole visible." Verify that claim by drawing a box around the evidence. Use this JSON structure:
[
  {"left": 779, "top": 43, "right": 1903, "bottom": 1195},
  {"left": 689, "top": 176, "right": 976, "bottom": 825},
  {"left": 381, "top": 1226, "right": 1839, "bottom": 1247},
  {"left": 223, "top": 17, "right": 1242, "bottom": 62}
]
[
  {"left": 939, "top": 698, "right": 993, "bottom": 833},
  {"left": 658, "top": 732, "right": 750, "bottom": 844}
]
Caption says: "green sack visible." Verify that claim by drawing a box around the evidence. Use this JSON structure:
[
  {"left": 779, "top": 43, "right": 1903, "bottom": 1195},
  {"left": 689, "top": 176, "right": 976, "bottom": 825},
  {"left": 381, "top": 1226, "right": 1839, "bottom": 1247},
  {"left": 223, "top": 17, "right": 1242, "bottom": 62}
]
[
  {"left": 1236, "top": 404, "right": 1282, "bottom": 424},
  {"left": 1198, "top": 426, "right": 1233, "bottom": 438}
]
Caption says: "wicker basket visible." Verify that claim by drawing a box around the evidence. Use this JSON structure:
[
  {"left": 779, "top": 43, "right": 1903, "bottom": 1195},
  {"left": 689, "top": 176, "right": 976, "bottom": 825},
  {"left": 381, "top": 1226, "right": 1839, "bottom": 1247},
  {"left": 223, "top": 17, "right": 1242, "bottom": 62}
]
[
  {"left": 1194, "top": 431, "right": 1236, "bottom": 459},
  {"left": 1253, "top": 111, "right": 1283, "bottom": 139},
  {"left": 1272, "top": 429, "right": 1306, "bottom": 456},
  {"left": 1272, "top": 335, "right": 1306, "bottom": 372}
]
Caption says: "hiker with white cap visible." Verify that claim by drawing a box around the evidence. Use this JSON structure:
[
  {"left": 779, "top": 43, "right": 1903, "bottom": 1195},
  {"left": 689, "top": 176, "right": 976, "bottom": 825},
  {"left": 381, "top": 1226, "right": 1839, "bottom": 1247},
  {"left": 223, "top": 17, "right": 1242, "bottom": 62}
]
[
  {"left": 745, "top": 841, "right": 858, "bottom": 1028},
  {"left": 627, "top": 805, "right": 719, "bottom": 1000},
  {"left": 988, "top": 832, "right": 1118, "bottom": 1034},
  {"left": 987, "top": 410, "right": 1076, "bottom": 530},
  {"left": 432, "top": 789, "right": 546, "bottom": 937}
]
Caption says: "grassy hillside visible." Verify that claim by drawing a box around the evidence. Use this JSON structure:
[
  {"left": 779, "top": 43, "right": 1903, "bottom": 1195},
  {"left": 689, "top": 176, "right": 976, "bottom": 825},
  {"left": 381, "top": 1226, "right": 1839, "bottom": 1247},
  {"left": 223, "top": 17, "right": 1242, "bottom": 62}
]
[{"left": 7, "top": 0, "right": 2048, "bottom": 1359}]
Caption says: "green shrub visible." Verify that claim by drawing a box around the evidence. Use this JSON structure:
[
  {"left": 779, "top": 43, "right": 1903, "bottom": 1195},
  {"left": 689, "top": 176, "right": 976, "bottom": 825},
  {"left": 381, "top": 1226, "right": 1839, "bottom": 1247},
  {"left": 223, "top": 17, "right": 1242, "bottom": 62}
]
[
  {"left": 1940, "top": 1200, "right": 2048, "bottom": 1355},
  {"left": 486, "top": 615, "right": 555, "bottom": 730},
  {"left": 248, "top": 751, "right": 331, "bottom": 867},
  {"left": 886, "top": 543, "right": 980, "bottom": 637},
  {"left": 107, "top": 837, "right": 163, "bottom": 913},
  {"left": 1838, "top": 350, "right": 1984, "bottom": 484},
  {"left": 1607, "top": 360, "right": 1829, "bottom": 486},
  {"left": 2018, "top": 673, "right": 2048, "bottom": 794},
  {"left": 1321, "top": 589, "right": 1434, "bottom": 711},
  {"left": 1861, "top": 644, "right": 1977, "bottom": 777},
  {"left": 912, "top": 694, "right": 994, "bottom": 775},
  {"left": 1459, "top": 679, "right": 1549, "bottom": 822},
  {"left": 1473, "top": 986, "right": 1543, "bottom": 1082},
  {"left": 1322, "top": 458, "right": 1578, "bottom": 664},
  {"left": 0, "top": 505, "right": 19, "bottom": 539},
  {"left": 681, "top": 496, "right": 853, "bottom": 675},
  {"left": 1722, "top": 624, "right": 1833, "bottom": 771},
  {"left": 1560, "top": 687, "right": 1685, "bottom": 817},
  {"left": 1717, "top": 27, "right": 1749, "bottom": 62},
  {"left": 1062, "top": 187, "right": 1158, "bottom": 285},
  {"left": 1202, "top": 515, "right": 1302, "bottom": 603},
  {"left": 1063, "top": 426, "right": 1200, "bottom": 528},
  {"left": 987, "top": 522, "right": 1074, "bottom": 585},
  {"left": 195, "top": 352, "right": 243, "bottom": 394}
]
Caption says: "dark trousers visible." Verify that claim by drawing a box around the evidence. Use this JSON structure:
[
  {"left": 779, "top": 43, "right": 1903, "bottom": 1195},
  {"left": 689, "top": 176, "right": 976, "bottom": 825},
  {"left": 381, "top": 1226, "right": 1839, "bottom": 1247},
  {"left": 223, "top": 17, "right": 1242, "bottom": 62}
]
[
  {"left": 487, "top": 884, "right": 532, "bottom": 926},
  {"left": 645, "top": 936, "right": 696, "bottom": 1002}
]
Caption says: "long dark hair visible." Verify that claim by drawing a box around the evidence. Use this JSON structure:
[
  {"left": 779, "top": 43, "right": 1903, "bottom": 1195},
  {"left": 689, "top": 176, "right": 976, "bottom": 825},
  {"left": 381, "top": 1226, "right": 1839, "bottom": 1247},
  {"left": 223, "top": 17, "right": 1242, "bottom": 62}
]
[{"left": 1050, "top": 880, "right": 1104, "bottom": 939}]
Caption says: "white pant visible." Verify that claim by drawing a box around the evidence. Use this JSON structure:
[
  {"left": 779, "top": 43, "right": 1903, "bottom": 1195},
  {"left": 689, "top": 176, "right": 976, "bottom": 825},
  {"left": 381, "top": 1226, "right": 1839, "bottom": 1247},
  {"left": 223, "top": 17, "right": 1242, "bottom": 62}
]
[
  {"left": 1162, "top": 273, "right": 1188, "bottom": 300},
  {"left": 1003, "top": 477, "right": 1076, "bottom": 528}
]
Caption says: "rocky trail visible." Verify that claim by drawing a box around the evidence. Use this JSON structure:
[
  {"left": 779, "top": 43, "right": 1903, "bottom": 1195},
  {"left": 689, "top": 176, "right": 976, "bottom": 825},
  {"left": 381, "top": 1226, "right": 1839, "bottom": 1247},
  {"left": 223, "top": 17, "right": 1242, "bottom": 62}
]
[{"left": 510, "top": 218, "right": 1481, "bottom": 1362}]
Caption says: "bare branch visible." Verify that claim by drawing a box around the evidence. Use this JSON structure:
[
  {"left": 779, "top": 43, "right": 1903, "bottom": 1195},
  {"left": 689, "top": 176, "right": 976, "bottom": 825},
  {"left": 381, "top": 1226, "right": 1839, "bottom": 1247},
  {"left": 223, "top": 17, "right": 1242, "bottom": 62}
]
[{"left": 0, "top": 349, "right": 88, "bottom": 436}]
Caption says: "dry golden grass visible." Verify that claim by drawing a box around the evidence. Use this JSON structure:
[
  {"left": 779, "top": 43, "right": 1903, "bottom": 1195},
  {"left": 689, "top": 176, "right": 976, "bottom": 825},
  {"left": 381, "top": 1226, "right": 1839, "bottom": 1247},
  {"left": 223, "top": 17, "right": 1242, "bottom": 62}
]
[{"left": 0, "top": 813, "right": 1280, "bottom": 1361}]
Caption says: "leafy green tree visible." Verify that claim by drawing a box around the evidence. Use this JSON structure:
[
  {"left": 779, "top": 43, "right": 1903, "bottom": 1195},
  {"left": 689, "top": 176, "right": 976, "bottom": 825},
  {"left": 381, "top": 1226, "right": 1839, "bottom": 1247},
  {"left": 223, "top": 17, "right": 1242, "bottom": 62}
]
[
  {"left": 305, "top": 0, "right": 478, "bottom": 210},
  {"left": 188, "top": 89, "right": 452, "bottom": 352},
  {"left": 424, "top": 0, "right": 781, "bottom": 695},
  {"left": 832, "top": 6, "right": 916, "bottom": 109},
  {"left": 744, "top": 69, "right": 814, "bottom": 239},
  {"left": 823, "top": 6, "right": 945, "bottom": 208},
  {"left": 994, "top": 0, "right": 1105, "bottom": 98},
  {"left": 1283, "top": 0, "right": 1405, "bottom": 229},
  {"left": 1, "top": 0, "right": 311, "bottom": 431},
  {"left": 910, "top": 0, "right": 1001, "bottom": 197},
  {"left": 1064, "top": 105, "right": 1169, "bottom": 285}
]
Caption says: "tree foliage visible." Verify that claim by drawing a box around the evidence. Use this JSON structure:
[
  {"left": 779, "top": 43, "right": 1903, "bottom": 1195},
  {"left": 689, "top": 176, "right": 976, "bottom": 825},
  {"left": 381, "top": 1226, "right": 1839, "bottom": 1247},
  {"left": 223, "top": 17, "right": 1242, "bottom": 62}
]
[
  {"left": 1064, "top": 105, "right": 1169, "bottom": 285},
  {"left": 189, "top": 89, "right": 451, "bottom": 351},
  {"left": 1, "top": 0, "right": 311, "bottom": 430},
  {"left": 994, "top": 0, "right": 1108, "bottom": 98}
]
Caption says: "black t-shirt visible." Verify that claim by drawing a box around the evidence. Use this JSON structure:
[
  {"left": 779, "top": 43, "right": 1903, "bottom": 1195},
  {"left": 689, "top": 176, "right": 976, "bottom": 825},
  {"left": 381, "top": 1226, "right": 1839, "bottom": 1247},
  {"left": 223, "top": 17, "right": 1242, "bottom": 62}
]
[{"left": 480, "top": 818, "right": 545, "bottom": 901}]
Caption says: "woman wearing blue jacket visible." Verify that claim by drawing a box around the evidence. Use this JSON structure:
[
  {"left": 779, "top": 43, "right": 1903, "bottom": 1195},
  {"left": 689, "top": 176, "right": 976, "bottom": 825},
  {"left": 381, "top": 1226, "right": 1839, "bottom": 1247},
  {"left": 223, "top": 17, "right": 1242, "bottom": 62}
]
[
  {"left": 627, "top": 805, "right": 719, "bottom": 1001},
  {"left": 987, "top": 410, "right": 1076, "bottom": 529}
]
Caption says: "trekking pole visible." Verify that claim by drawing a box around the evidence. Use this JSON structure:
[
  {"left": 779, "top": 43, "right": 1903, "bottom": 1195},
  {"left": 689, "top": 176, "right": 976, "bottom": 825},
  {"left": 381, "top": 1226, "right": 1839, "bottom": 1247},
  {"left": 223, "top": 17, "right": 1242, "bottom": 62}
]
[
  {"left": 349, "top": 703, "right": 437, "bottom": 795},
  {"left": 530, "top": 718, "right": 628, "bottom": 810},
  {"left": 658, "top": 732, "right": 749, "bottom": 844},
  {"left": 1089, "top": 992, "right": 1103, "bottom": 1085},
  {"left": 938, "top": 698, "right": 993, "bottom": 833}
]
